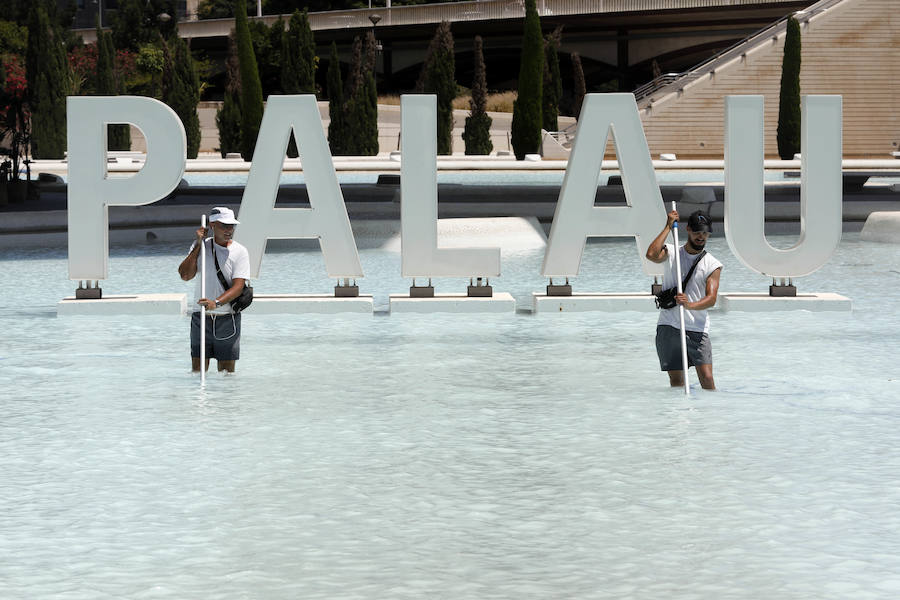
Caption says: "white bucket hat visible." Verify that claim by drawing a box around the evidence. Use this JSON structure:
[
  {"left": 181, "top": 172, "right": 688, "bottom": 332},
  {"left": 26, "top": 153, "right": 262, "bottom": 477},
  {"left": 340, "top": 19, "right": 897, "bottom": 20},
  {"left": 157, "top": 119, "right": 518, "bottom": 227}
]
[{"left": 209, "top": 206, "right": 240, "bottom": 225}]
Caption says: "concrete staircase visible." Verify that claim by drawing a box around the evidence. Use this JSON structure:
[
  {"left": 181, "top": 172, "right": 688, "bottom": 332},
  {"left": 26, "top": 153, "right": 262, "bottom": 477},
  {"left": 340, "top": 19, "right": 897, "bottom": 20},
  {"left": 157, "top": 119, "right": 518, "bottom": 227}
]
[{"left": 636, "top": 0, "right": 899, "bottom": 159}]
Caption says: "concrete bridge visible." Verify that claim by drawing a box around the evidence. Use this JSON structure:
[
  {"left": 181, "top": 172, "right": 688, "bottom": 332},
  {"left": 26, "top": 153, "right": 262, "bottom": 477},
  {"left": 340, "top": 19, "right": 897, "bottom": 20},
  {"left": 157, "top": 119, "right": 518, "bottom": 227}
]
[{"left": 76, "top": 0, "right": 814, "bottom": 93}]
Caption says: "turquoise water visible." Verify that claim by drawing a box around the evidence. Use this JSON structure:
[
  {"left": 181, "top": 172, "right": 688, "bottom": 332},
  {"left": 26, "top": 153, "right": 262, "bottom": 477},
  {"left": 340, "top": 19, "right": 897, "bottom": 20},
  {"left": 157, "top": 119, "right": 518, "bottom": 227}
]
[{"left": 2, "top": 235, "right": 900, "bottom": 598}]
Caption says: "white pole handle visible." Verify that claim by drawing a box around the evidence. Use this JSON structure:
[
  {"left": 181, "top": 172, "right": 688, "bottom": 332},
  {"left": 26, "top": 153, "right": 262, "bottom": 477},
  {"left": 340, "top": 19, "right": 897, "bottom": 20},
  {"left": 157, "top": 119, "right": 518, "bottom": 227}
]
[
  {"left": 200, "top": 214, "right": 207, "bottom": 386},
  {"left": 671, "top": 201, "right": 690, "bottom": 395}
]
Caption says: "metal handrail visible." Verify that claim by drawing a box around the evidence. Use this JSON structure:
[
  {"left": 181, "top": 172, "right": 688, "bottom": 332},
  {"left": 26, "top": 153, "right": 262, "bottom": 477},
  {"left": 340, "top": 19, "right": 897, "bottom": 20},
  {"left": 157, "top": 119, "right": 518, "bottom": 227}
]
[{"left": 633, "top": 0, "right": 847, "bottom": 106}]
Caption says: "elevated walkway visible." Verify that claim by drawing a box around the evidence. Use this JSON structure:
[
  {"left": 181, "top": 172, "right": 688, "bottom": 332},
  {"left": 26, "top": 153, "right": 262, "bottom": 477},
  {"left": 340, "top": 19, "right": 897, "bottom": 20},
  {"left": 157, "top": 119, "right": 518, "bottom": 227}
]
[
  {"left": 636, "top": 0, "right": 900, "bottom": 159},
  {"left": 75, "top": 0, "right": 812, "bottom": 43}
]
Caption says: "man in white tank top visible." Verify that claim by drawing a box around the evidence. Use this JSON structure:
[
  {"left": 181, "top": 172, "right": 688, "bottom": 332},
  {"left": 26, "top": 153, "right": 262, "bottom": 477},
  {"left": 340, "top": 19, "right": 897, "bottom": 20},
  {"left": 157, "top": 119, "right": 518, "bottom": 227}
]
[{"left": 646, "top": 209, "right": 723, "bottom": 390}]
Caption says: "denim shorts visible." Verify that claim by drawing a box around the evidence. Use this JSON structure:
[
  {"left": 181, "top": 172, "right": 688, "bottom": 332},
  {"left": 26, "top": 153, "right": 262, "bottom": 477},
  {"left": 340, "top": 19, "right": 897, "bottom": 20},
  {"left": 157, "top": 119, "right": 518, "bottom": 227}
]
[
  {"left": 191, "top": 311, "right": 241, "bottom": 361},
  {"left": 656, "top": 324, "right": 712, "bottom": 370}
]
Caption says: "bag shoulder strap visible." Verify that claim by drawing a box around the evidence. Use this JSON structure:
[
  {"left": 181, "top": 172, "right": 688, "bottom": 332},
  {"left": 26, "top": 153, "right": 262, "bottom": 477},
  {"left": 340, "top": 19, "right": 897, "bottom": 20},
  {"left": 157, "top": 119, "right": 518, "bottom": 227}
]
[
  {"left": 681, "top": 249, "right": 707, "bottom": 288},
  {"left": 209, "top": 239, "right": 231, "bottom": 290}
]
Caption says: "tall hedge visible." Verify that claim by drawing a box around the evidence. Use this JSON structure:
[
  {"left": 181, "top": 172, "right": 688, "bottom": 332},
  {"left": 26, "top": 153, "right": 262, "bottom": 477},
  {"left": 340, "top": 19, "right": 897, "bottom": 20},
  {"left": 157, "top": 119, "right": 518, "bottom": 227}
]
[
  {"left": 216, "top": 33, "right": 242, "bottom": 157},
  {"left": 235, "top": 0, "right": 264, "bottom": 160},
  {"left": 511, "top": 0, "right": 543, "bottom": 160},
  {"left": 777, "top": 16, "right": 802, "bottom": 160},
  {"left": 542, "top": 26, "right": 562, "bottom": 133},
  {"left": 26, "top": 3, "right": 68, "bottom": 159},
  {"left": 163, "top": 36, "right": 201, "bottom": 158},
  {"left": 463, "top": 36, "right": 492, "bottom": 155},
  {"left": 423, "top": 22, "right": 456, "bottom": 155},
  {"left": 326, "top": 41, "right": 347, "bottom": 155}
]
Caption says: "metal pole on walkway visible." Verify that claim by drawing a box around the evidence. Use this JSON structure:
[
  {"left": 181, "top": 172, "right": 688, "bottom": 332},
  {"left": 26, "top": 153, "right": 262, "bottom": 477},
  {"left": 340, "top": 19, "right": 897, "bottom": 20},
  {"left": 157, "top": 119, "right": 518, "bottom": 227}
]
[{"left": 671, "top": 201, "right": 690, "bottom": 395}]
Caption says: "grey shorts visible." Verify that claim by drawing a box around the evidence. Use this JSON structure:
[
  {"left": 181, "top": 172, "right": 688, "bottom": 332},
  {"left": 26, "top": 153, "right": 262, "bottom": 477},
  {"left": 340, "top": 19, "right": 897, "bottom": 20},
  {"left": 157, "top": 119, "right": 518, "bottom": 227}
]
[
  {"left": 191, "top": 312, "right": 241, "bottom": 361},
  {"left": 656, "top": 325, "right": 712, "bottom": 371}
]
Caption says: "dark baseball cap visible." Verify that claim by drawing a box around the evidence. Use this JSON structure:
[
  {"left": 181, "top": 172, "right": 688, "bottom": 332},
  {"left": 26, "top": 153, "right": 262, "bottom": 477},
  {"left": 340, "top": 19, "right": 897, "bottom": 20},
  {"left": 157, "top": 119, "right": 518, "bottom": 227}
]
[{"left": 687, "top": 211, "right": 713, "bottom": 233}]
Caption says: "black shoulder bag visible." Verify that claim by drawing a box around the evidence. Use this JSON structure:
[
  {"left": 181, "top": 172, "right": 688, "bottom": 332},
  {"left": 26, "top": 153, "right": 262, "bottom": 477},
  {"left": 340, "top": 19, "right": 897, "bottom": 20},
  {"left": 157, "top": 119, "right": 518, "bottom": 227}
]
[
  {"left": 654, "top": 250, "right": 706, "bottom": 310},
  {"left": 210, "top": 240, "right": 253, "bottom": 312}
]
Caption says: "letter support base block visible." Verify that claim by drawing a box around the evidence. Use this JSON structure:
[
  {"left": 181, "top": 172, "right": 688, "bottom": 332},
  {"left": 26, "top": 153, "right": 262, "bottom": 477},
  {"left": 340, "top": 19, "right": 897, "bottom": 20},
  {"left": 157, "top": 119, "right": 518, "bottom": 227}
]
[
  {"left": 719, "top": 292, "right": 850, "bottom": 312},
  {"left": 251, "top": 294, "right": 374, "bottom": 314},
  {"left": 390, "top": 292, "right": 515, "bottom": 313}
]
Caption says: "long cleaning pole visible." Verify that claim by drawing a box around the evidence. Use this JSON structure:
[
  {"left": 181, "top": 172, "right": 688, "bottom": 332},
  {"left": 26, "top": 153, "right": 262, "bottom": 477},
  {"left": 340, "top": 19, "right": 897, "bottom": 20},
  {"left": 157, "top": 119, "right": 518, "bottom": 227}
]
[
  {"left": 200, "top": 214, "right": 207, "bottom": 386},
  {"left": 671, "top": 201, "right": 690, "bottom": 395}
]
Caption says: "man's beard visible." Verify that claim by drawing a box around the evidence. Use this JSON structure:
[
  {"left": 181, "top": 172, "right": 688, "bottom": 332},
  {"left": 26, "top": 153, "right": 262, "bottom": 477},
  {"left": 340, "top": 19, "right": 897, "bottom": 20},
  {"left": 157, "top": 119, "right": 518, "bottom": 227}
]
[{"left": 687, "top": 238, "right": 706, "bottom": 251}]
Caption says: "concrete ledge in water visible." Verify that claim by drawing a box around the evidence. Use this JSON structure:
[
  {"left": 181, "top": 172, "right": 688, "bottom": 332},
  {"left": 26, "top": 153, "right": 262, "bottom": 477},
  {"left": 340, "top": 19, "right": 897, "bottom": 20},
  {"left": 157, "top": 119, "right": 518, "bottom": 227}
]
[
  {"left": 533, "top": 292, "right": 852, "bottom": 313},
  {"left": 719, "top": 293, "right": 851, "bottom": 312},
  {"left": 58, "top": 293, "right": 187, "bottom": 316},
  {"left": 861, "top": 211, "right": 900, "bottom": 243},
  {"left": 533, "top": 293, "right": 657, "bottom": 313},
  {"left": 251, "top": 294, "right": 374, "bottom": 314},
  {"left": 390, "top": 292, "right": 516, "bottom": 313}
]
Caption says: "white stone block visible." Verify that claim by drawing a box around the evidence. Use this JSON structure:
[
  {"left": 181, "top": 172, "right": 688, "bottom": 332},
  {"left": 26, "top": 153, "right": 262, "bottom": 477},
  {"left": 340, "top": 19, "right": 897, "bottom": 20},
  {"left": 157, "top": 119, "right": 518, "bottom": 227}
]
[
  {"left": 861, "top": 211, "right": 900, "bottom": 243},
  {"left": 251, "top": 294, "right": 374, "bottom": 314},
  {"left": 533, "top": 292, "right": 657, "bottom": 313},
  {"left": 719, "top": 292, "right": 851, "bottom": 312},
  {"left": 58, "top": 293, "right": 186, "bottom": 316},
  {"left": 390, "top": 292, "right": 516, "bottom": 313}
]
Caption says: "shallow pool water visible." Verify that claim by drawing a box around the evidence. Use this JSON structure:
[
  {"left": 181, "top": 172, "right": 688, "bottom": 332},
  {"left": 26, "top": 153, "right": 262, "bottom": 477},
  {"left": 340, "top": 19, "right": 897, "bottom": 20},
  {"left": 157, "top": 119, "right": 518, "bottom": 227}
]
[{"left": 2, "top": 234, "right": 899, "bottom": 599}]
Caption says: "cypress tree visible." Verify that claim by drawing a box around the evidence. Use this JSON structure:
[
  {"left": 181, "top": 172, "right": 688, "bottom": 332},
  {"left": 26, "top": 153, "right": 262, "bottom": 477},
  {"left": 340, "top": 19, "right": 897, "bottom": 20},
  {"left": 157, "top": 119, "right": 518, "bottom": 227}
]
[
  {"left": 463, "top": 36, "right": 492, "bottom": 155},
  {"left": 542, "top": 26, "right": 562, "bottom": 133},
  {"left": 26, "top": 2, "right": 68, "bottom": 159},
  {"left": 282, "top": 9, "right": 316, "bottom": 158},
  {"left": 511, "top": 0, "right": 543, "bottom": 160},
  {"left": 95, "top": 22, "right": 115, "bottom": 97},
  {"left": 423, "top": 22, "right": 456, "bottom": 156},
  {"left": 96, "top": 25, "right": 130, "bottom": 151},
  {"left": 777, "top": 16, "right": 802, "bottom": 160},
  {"left": 216, "top": 33, "right": 242, "bottom": 158},
  {"left": 571, "top": 52, "right": 586, "bottom": 120},
  {"left": 341, "top": 36, "right": 364, "bottom": 155},
  {"left": 280, "top": 18, "right": 300, "bottom": 158},
  {"left": 293, "top": 9, "right": 316, "bottom": 94},
  {"left": 235, "top": 0, "right": 264, "bottom": 160},
  {"left": 164, "top": 36, "right": 201, "bottom": 158},
  {"left": 357, "top": 32, "right": 379, "bottom": 156},
  {"left": 342, "top": 34, "right": 379, "bottom": 156},
  {"left": 326, "top": 41, "right": 347, "bottom": 155},
  {"left": 267, "top": 17, "right": 285, "bottom": 93}
]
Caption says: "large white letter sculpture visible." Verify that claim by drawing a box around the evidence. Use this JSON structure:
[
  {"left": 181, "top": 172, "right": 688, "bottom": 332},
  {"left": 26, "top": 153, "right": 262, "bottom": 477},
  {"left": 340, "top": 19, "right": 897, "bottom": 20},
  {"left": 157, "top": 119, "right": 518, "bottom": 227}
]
[
  {"left": 542, "top": 93, "right": 666, "bottom": 278},
  {"left": 400, "top": 95, "right": 500, "bottom": 278},
  {"left": 236, "top": 95, "right": 362, "bottom": 279},
  {"left": 725, "top": 95, "right": 842, "bottom": 277},
  {"left": 67, "top": 96, "right": 186, "bottom": 280}
]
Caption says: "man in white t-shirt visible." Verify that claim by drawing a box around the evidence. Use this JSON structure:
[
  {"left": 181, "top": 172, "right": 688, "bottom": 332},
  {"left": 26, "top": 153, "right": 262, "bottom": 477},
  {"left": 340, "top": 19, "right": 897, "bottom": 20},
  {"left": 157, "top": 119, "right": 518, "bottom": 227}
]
[
  {"left": 178, "top": 207, "right": 251, "bottom": 373},
  {"left": 646, "top": 209, "right": 723, "bottom": 390}
]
